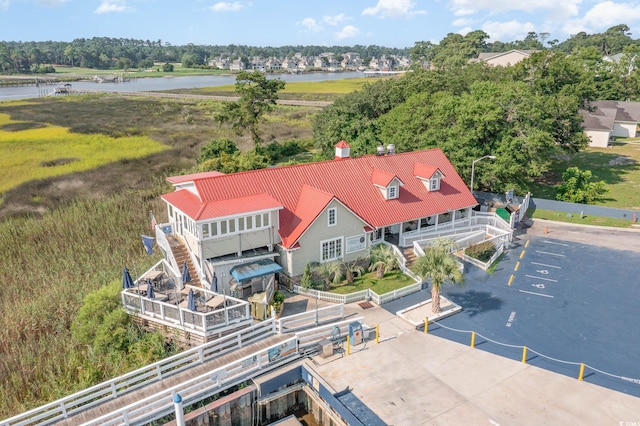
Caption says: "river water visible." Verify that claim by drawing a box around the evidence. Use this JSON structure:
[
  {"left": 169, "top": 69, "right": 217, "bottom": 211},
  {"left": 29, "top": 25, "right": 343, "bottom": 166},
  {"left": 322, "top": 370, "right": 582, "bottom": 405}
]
[{"left": 0, "top": 71, "right": 365, "bottom": 101}]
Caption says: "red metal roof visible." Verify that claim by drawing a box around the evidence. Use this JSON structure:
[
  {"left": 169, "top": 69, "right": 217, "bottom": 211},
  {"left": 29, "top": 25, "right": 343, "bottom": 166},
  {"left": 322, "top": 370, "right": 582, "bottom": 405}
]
[
  {"left": 166, "top": 170, "right": 225, "bottom": 184},
  {"left": 335, "top": 140, "right": 351, "bottom": 148},
  {"left": 161, "top": 191, "right": 282, "bottom": 220},
  {"left": 163, "top": 148, "right": 477, "bottom": 249},
  {"left": 371, "top": 169, "right": 401, "bottom": 187},
  {"left": 413, "top": 163, "right": 443, "bottom": 180}
]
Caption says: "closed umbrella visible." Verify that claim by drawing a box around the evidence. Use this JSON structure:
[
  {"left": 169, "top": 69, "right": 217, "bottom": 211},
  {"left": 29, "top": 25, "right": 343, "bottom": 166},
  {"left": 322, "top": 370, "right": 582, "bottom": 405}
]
[
  {"left": 187, "top": 288, "right": 196, "bottom": 312},
  {"left": 122, "top": 267, "right": 134, "bottom": 289},
  {"left": 211, "top": 272, "right": 218, "bottom": 293},
  {"left": 182, "top": 262, "right": 191, "bottom": 284},
  {"left": 146, "top": 279, "right": 155, "bottom": 299}
]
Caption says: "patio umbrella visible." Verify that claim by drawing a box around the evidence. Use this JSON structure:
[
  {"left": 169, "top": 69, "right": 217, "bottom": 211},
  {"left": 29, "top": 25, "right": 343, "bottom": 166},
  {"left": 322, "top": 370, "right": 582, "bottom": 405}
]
[
  {"left": 146, "top": 279, "right": 155, "bottom": 299},
  {"left": 122, "top": 267, "right": 134, "bottom": 289},
  {"left": 187, "top": 288, "right": 196, "bottom": 312},
  {"left": 182, "top": 262, "right": 191, "bottom": 284},
  {"left": 211, "top": 272, "right": 218, "bottom": 293}
]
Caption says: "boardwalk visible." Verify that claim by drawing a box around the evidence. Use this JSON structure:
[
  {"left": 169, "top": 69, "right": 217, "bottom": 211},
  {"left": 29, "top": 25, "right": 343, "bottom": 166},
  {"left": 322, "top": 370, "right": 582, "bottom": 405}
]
[{"left": 54, "top": 334, "right": 290, "bottom": 425}]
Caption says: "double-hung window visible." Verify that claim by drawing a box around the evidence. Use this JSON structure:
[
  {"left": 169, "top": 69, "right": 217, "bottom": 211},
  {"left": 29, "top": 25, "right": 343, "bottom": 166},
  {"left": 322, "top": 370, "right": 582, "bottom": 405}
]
[{"left": 328, "top": 207, "right": 337, "bottom": 226}]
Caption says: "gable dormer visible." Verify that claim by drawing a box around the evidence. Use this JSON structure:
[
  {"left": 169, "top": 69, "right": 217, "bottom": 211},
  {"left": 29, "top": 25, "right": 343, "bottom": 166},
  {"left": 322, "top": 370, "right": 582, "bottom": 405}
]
[
  {"left": 371, "top": 169, "right": 403, "bottom": 200},
  {"left": 414, "top": 163, "right": 445, "bottom": 192}
]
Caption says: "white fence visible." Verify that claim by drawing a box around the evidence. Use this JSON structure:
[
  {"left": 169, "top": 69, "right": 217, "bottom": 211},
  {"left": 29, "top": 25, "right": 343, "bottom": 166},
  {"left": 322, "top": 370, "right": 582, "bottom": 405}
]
[
  {"left": 277, "top": 304, "right": 346, "bottom": 333},
  {"left": 0, "top": 320, "right": 277, "bottom": 426}
]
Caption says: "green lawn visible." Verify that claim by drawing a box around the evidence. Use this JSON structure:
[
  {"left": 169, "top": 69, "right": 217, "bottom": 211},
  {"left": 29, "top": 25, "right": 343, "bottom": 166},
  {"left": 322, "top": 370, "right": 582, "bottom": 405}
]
[
  {"left": 329, "top": 270, "right": 416, "bottom": 295},
  {"left": 528, "top": 139, "right": 640, "bottom": 210},
  {"left": 527, "top": 207, "right": 636, "bottom": 228}
]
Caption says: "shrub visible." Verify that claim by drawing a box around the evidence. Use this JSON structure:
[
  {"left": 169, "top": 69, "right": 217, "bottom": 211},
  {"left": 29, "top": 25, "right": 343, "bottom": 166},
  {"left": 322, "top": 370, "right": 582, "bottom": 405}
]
[{"left": 465, "top": 241, "right": 497, "bottom": 262}]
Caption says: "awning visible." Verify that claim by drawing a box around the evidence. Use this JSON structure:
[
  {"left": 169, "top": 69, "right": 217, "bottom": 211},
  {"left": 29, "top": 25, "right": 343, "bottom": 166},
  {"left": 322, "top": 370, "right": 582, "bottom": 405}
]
[{"left": 230, "top": 259, "right": 283, "bottom": 282}]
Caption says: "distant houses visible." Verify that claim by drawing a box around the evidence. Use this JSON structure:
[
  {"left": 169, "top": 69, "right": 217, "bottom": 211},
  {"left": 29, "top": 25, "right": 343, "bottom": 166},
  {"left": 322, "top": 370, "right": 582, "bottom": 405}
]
[
  {"left": 471, "top": 50, "right": 539, "bottom": 67},
  {"left": 207, "top": 52, "right": 410, "bottom": 72},
  {"left": 581, "top": 100, "right": 640, "bottom": 147}
]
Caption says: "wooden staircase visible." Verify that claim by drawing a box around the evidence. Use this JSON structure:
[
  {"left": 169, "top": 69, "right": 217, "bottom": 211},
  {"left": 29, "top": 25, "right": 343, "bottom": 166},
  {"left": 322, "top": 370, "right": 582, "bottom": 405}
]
[
  {"left": 168, "top": 236, "right": 201, "bottom": 288},
  {"left": 402, "top": 246, "right": 417, "bottom": 268}
]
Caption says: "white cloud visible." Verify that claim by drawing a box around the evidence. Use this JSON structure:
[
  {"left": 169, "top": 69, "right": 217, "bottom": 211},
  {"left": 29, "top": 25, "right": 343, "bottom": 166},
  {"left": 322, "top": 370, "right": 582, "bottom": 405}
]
[
  {"left": 210, "top": 1, "right": 244, "bottom": 12},
  {"left": 453, "top": 17, "right": 473, "bottom": 27},
  {"left": 300, "top": 17, "right": 323, "bottom": 32},
  {"left": 95, "top": 0, "right": 134, "bottom": 14},
  {"left": 0, "top": 0, "right": 8, "bottom": 11},
  {"left": 482, "top": 20, "right": 537, "bottom": 41},
  {"left": 336, "top": 25, "right": 360, "bottom": 39},
  {"left": 323, "top": 13, "right": 349, "bottom": 26},
  {"left": 562, "top": 1, "right": 640, "bottom": 35},
  {"left": 450, "top": 0, "right": 582, "bottom": 20},
  {"left": 362, "top": 0, "right": 426, "bottom": 18}
]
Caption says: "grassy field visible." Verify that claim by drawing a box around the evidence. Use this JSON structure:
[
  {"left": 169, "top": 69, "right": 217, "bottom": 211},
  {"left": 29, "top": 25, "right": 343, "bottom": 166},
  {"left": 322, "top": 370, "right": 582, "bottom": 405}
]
[
  {"left": 528, "top": 139, "right": 640, "bottom": 210},
  {"left": 167, "top": 77, "right": 386, "bottom": 101},
  {"left": 527, "top": 208, "right": 636, "bottom": 227},
  {"left": 51, "top": 64, "right": 231, "bottom": 78}
]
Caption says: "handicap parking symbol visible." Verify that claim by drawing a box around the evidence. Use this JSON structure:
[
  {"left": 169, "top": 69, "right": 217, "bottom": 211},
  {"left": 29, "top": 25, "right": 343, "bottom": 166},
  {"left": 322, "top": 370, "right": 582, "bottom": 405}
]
[{"left": 532, "top": 283, "right": 545, "bottom": 289}]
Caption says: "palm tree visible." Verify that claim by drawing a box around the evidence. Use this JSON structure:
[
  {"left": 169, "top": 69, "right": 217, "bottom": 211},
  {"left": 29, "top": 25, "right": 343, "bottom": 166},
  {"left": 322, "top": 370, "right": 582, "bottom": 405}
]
[
  {"left": 316, "top": 261, "right": 342, "bottom": 291},
  {"left": 342, "top": 259, "right": 365, "bottom": 284},
  {"left": 412, "top": 239, "right": 463, "bottom": 313},
  {"left": 368, "top": 244, "right": 398, "bottom": 279}
]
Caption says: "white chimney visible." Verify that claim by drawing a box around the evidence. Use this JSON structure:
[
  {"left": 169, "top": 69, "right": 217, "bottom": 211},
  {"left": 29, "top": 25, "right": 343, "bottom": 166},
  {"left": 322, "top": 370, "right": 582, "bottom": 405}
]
[
  {"left": 376, "top": 145, "right": 385, "bottom": 156},
  {"left": 387, "top": 144, "right": 396, "bottom": 155},
  {"left": 334, "top": 140, "right": 351, "bottom": 159}
]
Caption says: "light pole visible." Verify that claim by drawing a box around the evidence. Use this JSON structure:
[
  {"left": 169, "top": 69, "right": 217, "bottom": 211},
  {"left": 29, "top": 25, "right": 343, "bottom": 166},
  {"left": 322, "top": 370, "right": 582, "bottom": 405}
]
[{"left": 470, "top": 155, "right": 496, "bottom": 193}]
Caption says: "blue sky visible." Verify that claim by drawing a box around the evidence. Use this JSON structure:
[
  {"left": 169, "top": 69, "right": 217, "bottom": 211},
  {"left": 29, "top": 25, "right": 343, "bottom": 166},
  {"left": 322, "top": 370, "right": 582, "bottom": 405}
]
[{"left": 2, "top": 0, "right": 640, "bottom": 47}]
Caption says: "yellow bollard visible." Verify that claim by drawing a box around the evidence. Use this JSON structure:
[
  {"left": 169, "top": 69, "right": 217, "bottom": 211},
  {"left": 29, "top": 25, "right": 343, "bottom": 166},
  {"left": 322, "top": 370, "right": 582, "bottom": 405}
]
[
  {"left": 376, "top": 325, "right": 379, "bottom": 344},
  {"left": 508, "top": 274, "right": 514, "bottom": 286},
  {"left": 346, "top": 336, "right": 350, "bottom": 356},
  {"left": 578, "top": 363, "right": 585, "bottom": 381},
  {"left": 519, "top": 250, "right": 526, "bottom": 259},
  {"left": 424, "top": 317, "right": 429, "bottom": 334},
  {"left": 470, "top": 332, "right": 476, "bottom": 348},
  {"left": 514, "top": 261, "right": 520, "bottom": 271},
  {"left": 525, "top": 240, "right": 530, "bottom": 248},
  {"left": 521, "top": 346, "right": 527, "bottom": 364}
]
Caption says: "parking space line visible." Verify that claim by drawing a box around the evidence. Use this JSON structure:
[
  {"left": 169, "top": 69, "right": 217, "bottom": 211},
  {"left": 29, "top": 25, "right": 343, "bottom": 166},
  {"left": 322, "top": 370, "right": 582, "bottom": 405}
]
[
  {"left": 531, "top": 261, "right": 561, "bottom": 269},
  {"left": 525, "top": 274, "right": 558, "bottom": 282},
  {"left": 535, "top": 250, "right": 565, "bottom": 257},
  {"left": 541, "top": 240, "right": 570, "bottom": 246},
  {"left": 519, "top": 290, "right": 554, "bottom": 298}
]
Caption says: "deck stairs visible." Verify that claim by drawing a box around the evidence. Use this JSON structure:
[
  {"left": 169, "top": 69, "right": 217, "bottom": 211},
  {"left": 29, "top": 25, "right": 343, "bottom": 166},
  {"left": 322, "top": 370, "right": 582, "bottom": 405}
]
[{"left": 167, "top": 235, "right": 201, "bottom": 288}]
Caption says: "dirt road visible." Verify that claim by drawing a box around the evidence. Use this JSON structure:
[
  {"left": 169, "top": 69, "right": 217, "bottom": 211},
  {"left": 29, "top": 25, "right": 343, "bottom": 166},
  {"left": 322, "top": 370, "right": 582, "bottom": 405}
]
[{"left": 516, "top": 218, "right": 640, "bottom": 253}]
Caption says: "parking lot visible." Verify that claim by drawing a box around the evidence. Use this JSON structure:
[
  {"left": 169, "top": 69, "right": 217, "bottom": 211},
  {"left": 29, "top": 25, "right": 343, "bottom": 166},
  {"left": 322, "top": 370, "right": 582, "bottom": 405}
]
[{"left": 397, "top": 235, "right": 640, "bottom": 397}]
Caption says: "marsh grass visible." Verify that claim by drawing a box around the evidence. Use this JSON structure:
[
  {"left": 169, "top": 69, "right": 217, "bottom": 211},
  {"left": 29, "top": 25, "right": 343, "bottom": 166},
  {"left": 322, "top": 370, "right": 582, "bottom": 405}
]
[
  {"left": 0, "top": 189, "right": 166, "bottom": 418},
  {"left": 0, "top": 113, "right": 167, "bottom": 194}
]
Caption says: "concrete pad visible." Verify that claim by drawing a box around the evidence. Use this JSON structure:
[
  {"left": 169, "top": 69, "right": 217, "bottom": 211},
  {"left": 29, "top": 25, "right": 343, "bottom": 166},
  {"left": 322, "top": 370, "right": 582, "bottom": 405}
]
[{"left": 310, "top": 329, "right": 640, "bottom": 425}]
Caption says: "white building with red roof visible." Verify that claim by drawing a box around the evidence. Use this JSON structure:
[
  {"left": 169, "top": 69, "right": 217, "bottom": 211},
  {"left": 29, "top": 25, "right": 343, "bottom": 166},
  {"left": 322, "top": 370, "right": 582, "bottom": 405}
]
[{"left": 155, "top": 141, "right": 488, "bottom": 297}]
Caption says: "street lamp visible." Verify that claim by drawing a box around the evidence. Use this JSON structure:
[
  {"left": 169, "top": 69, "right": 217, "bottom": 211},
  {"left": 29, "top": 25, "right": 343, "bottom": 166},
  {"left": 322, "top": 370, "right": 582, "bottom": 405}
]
[{"left": 470, "top": 155, "right": 496, "bottom": 193}]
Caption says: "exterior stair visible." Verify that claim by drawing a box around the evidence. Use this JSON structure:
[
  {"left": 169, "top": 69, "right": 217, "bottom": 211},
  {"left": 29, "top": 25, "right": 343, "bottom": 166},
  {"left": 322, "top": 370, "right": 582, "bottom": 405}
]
[
  {"left": 402, "top": 246, "right": 417, "bottom": 268},
  {"left": 167, "top": 235, "right": 202, "bottom": 288}
]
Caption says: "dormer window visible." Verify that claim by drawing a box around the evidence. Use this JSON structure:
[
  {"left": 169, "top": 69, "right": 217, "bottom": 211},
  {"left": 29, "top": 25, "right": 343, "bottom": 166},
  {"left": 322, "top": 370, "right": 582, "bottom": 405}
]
[
  {"left": 430, "top": 177, "right": 440, "bottom": 191},
  {"left": 388, "top": 185, "right": 398, "bottom": 199},
  {"left": 414, "top": 163, "right": 445, "bottom": 192}
]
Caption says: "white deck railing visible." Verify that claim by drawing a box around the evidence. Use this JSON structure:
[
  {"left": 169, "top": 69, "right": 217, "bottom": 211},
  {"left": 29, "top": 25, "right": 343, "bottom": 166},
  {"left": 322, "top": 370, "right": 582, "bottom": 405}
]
[{"left": 0, "top": 320, "right": 277, "bottom": 426}]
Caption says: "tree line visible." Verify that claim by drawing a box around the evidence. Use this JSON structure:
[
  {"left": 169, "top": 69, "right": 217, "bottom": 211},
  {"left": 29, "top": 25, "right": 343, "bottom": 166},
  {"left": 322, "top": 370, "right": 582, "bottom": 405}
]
[
  {"left": 0, "top": 24, "right": 637, "bottom": 74},
  {"left": 0, "top": 37, "right": 409, "bottom": 74}
]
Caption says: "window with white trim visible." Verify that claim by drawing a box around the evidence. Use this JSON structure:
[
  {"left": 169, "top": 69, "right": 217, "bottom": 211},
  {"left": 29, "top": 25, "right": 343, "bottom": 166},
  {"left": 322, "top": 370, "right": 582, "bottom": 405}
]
[
  {"left": 388, "top": 185, "right": 398, "bottom": 199},
  {"left": 321, "top": 237, "right": 343, "bottom": 262},
  {"left": 328, "top": 207, "right": 337, "bottom": 226},
  {"left": 429, "top": 177, "right": 440, "bottom": 191}
]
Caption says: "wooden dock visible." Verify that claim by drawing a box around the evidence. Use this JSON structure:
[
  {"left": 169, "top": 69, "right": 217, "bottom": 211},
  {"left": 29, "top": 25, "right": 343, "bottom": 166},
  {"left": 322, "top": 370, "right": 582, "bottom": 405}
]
[{"left": 54, "top": 334, "right": 290, "bottom": 425}]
